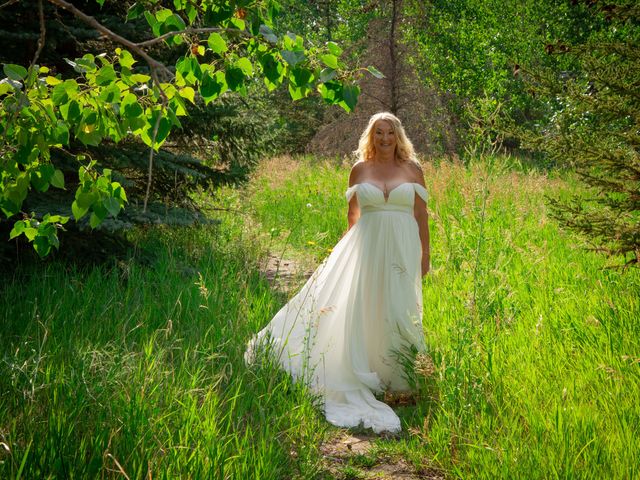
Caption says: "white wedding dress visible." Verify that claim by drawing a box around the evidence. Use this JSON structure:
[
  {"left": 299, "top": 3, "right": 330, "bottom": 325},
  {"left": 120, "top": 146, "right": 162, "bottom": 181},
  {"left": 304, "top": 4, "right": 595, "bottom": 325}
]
[{"left": 245, "top": 182, "right": 427, "bottom": 433}]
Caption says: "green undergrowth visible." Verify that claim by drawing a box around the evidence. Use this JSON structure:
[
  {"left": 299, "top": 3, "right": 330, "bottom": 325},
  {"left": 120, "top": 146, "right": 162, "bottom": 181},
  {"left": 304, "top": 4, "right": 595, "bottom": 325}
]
[
  {"left": 1, "top": 154, "right": 638, "bottom": 479},
  {"left": 0, "top": 219, "right": 329, "bottom": 478},
  {"left": 246, "top": 155, "right": 640, "bottom": 479}
]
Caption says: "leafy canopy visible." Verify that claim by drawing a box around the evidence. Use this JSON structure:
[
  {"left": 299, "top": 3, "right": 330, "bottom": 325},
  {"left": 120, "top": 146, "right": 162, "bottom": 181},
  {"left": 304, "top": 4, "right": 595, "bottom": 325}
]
[{"left": 0, "top": 0, "right": 361, "bottom": 257}]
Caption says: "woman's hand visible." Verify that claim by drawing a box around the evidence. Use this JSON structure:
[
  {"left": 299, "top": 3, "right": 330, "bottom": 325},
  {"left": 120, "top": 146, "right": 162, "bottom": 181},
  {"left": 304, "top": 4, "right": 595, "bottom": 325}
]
[{"left": 421, "top": 256, "right": 430, "bottom": 277}]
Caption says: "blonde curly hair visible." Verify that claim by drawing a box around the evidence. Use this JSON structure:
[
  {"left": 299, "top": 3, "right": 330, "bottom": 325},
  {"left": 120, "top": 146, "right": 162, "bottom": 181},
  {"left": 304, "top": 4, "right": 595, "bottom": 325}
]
[{"left": 354, "top": 112, "right": 419, "bottom": 165}]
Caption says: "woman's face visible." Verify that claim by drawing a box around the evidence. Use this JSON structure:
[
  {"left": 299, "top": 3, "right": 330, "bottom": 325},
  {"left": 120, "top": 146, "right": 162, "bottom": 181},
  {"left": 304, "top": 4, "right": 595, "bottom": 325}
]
[{"left": 373, "top": 120, "right": 396, "bottom": 154}]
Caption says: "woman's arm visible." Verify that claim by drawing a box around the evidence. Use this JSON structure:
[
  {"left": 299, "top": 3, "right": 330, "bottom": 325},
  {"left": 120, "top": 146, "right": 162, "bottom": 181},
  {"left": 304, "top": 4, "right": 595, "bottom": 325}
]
[
  {"left": 345, "top": 162, "right": 363, "bottom": 235},
  {"left": 415, "top": 197, "right": 430, "bottom": 276},
  {"left": 347, "top": 195, "right": 360, "bottom": 231},
  {"left": 411, "top": 164, "right": 430, "bottom": 276}
]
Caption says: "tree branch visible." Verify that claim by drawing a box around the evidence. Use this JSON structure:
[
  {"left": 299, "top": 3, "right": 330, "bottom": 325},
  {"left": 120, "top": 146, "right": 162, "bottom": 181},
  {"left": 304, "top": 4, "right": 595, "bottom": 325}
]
[
  {"left": 361, "top": 90, "right": 391, "bottom": 109},
  {"left": 46, "top": 0, "right": 172, "bottom": 95},
  {"left": 143, "top": 109, "right": 164, "bottom": 213},
  {"left": 29, "top": 0, "right": 46, "bottom": 70},
  {"left": 136, "top": 27, "right": 248, "bottom": 48},
  {"left": 0, "top": 0, "right": 20, "bottom": 10},
  {"left": 45, "top": 0, "right": 174, "bottom": 212}
]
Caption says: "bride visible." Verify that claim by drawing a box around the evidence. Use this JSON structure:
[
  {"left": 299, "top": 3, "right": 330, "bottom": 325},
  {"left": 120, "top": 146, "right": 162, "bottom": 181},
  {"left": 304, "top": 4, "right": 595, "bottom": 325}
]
[{"left": 246, "top": 112, "right": 430, "bottom": 433}]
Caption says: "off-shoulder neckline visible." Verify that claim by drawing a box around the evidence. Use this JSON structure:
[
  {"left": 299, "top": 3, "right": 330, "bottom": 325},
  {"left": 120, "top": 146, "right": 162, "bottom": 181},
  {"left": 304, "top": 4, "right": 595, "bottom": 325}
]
[{"left": 347, "top": 182, "right": 427, "bottom": 203}]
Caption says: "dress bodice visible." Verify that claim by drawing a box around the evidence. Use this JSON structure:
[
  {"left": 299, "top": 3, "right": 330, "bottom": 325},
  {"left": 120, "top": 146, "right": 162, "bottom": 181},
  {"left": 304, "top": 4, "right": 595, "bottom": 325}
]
[{"left": 345, "top": 182, "right": 428, "bottom": 215}]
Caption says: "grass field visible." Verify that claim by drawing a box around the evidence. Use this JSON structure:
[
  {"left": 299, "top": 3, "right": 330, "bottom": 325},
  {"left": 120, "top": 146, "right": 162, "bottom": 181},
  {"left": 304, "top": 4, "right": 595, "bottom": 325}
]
[{"left": 1, "top": 155, "right": 639, "bottom": 479}]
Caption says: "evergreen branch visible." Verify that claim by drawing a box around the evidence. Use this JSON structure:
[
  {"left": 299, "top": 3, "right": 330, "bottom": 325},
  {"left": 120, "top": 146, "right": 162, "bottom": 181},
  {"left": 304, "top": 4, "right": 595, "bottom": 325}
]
[{"left": 136, "top": 27, "right": 249, "bottom": 48}]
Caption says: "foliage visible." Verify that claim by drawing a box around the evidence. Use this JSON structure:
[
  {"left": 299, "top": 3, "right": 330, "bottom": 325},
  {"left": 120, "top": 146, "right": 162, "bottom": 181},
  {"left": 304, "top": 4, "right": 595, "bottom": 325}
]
[
  {"left": 268, "top": 0, "right": 382, "bottom": 153},
  {"left": 404, "top": 0, "right": 605, "bottom": 149},
  {"left": 0, "top": 0, "right": 362, "bottom": 258},
  {"left": 174, "top": 89, "right": 281, "bottom": 170},
  {"left": 274, "top": 0, "right": 378, "bottom": 47},
  {"left": 511, "top": 2, "right": 640, "bottom": 265}
]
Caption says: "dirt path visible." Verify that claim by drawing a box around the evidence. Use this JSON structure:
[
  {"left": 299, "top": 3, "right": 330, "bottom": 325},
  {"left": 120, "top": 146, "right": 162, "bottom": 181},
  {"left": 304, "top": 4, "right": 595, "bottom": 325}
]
[
  {"left": 261, "top": 253, "right": 315, "bottom": 292},
  {"left": 319, "top": 432, "right": 444, "bottom": 479}
]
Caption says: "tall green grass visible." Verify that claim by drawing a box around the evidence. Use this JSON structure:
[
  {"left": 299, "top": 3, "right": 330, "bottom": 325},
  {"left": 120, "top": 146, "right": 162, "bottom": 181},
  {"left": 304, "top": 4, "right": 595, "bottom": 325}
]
[
  {"left": 248, "top": 155, "right": 640, "bottom": 479},
  {"left": 0, "top": 221, "right": 329, "bottom": 478},
  {"left": 1, "top": 154, "right": 638, "bottom": 478}
]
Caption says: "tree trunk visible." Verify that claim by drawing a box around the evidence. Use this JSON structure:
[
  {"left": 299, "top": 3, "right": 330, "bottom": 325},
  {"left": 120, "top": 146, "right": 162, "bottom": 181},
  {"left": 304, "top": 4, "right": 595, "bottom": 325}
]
[{"left": 389, "top": 0, "right": 400, "bottom": 114}]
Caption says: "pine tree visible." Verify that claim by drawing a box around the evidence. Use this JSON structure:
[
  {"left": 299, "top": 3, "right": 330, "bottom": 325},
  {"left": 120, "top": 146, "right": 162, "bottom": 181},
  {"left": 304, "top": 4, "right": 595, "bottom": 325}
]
[{"left": 515, "top": 2, "right": 639, "bottom": 266}]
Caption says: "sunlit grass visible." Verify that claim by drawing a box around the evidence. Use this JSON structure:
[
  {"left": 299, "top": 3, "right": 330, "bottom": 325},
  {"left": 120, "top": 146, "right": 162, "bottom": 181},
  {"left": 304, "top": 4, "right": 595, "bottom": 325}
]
[
  {"left": 247, "top": 154, "right": 640, "bottom": 479},
  {"left": 1, "top": 154, "right": 638, "bottom": 479}
]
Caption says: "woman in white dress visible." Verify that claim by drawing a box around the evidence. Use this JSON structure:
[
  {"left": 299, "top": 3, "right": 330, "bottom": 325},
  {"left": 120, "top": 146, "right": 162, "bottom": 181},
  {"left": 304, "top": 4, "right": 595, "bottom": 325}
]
[{"left": 246, "top": 112, "right": 430, "bottom": 433}]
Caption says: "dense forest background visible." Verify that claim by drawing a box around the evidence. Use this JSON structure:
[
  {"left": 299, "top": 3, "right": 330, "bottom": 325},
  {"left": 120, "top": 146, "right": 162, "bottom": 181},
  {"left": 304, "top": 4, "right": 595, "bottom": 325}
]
[{"left": 1, "top": 0, "right": 637, "bottom": 264}]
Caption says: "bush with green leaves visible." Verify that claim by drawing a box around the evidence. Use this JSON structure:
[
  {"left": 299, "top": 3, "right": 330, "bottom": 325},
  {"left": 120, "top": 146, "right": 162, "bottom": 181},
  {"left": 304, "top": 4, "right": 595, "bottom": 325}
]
[{"left": 0, "top": 0, "right": 365, "bottom": 258}]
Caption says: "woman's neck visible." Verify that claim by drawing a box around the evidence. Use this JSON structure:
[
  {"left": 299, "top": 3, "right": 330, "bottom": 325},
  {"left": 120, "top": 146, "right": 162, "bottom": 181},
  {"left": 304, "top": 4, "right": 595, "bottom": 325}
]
[{"left": 374, "top": 151, "right": 396, "bottom": 164}]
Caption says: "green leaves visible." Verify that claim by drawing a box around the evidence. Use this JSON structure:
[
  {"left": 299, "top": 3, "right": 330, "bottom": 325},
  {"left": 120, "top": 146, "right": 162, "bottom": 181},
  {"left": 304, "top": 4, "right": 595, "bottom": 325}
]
[
  {"left": 259, "top": 24, "right": 278, "bottom": 44},
  {"left": 2, "top": 172, "right": 30, "bottom": 216},
  {"left": 176, "top": 56, "right": 202, "bottom": 84},
  {"left": 320, "top": 54, "right": 339, "bottom": 69},
  {"left": 200, "top": 71, "right": 227, "bottom": 103},
  {"left": 126, "top": 2, "right": 144, "bottom": 21},
  {"left": 30, "top": 164, "right": 55, "bottom": 192},
  {"left": 288, "top": 67, "right": 314, "bottom": 100},
  {"left": 95, "top": 65, "right": 116, "bottom": 86},
  {"left": 225, "top": 66, "right": 246, "bottom": 92},
  {"left": 327, "top": 42, "right": 342, "bottom": 56},
  {"left": 51, "top": 80, "right": 79, "bottom": 106},
  {"left": 103, "top": 197, "right": 122, "bottom": 217},
  {"left": 0, "top": 81, "right": 14, "bottom": 96},
  {"left": 145, "top": 8, "right": 186, "bottom": 45},
  {"left": 121, "top": 93, "right": 143, "bottom": 119},
  {"left": 3, "top": 64, "right": 27, "bottom": 81},
  {"left": 367, "top": 65, "right": 385, "bottom": 79},
  {"left": 60, "top": 100, "right": 81, "bottom": 122},
  {"left": 52, "top": 122, "right": 70, "bottom": 146},
  {"left": 9, "top": 213, "right": 69, "bottom": 258},
  {"left": 65, "top": 55, "right": 97, "bottom": 74},
  {"left": 72, "top": 163, "right": 127, "bottom": 227},
  {"left": 208, "top": 33, "right": 228, "bottom": 54},
  {"left": 319, "top": 68, "right": 336, "bottom": 83},
  {"left": 117, "top": 50, "right": 136, "bottom": 69},
  {"left": 235, "top": 57, "right": 253, "bottom": 76},
  {"left": 342, "top": 84, "right": 360, "bottom": 112},
  {"left": 203, "top": 4, "right": 234, "bottom": 26},
  {"left": 76, "top": 110, "right": 102, "bottom": 146},
  {"left": 0, "top": 3, "right": 362, "bottom": 259},
  {"left": 141, "top": 109, "right": 173, "bottom": 150},
  {"left": 50, "top": 169, "right": 65, "bottom": 189},
  {"left": 318, "top": 82, "right": 360, "bottom": 112},
  {"left": 259, "top": 53, "right": 284, "bottom": 90},
  {"left": 280, "top": 49, "right": 305, "bottom": 67}
]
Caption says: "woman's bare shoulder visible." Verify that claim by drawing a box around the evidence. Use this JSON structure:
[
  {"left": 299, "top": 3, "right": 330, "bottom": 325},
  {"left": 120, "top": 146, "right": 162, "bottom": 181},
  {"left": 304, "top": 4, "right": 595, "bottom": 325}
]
[
  {"left": 348, "top": 160, "right": 368, "bottom": 185},
  {"left": 407, "top": 160, "right": 426, "bottom": 186}
]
